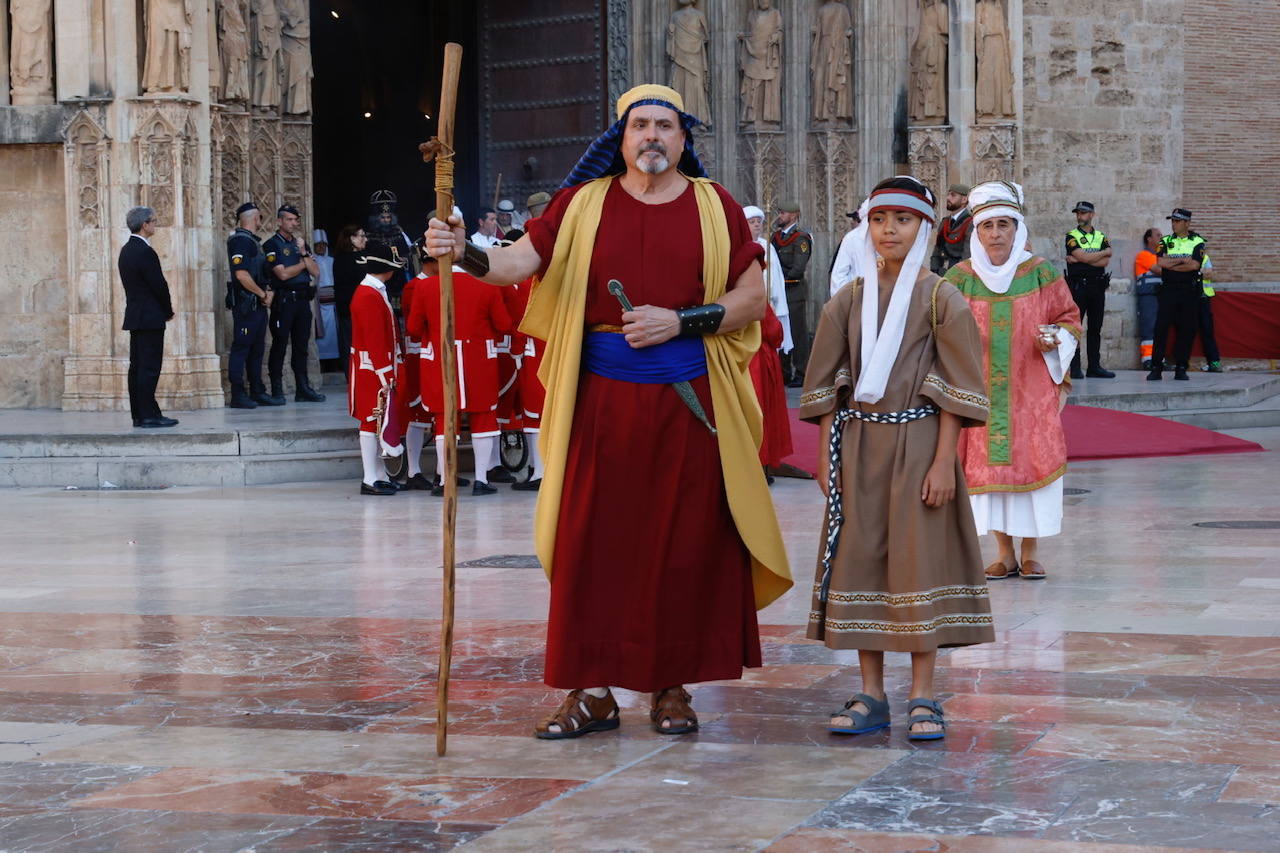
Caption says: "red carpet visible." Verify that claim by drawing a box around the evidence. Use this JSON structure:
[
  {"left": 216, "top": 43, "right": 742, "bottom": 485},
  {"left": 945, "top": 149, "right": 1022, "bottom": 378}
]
[{"left": 781, "top": 405, "right": 1263, "bottom": 474}]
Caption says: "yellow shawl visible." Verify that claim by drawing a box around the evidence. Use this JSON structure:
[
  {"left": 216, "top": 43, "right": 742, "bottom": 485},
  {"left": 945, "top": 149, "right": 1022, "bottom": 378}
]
[{"left": 519, "top": 176, "right": 793, "bottom": 609}]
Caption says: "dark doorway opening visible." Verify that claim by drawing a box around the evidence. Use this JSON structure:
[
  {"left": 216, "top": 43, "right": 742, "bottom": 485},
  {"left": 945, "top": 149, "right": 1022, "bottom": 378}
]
[{"left": 309, "top": 1, "right": 482, "bottom": 245}]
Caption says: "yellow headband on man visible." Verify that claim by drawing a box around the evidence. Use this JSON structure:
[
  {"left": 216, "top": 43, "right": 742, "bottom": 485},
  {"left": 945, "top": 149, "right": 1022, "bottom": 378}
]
[{"left": 616, "top": 84, "right": 685, "bottom": 119}]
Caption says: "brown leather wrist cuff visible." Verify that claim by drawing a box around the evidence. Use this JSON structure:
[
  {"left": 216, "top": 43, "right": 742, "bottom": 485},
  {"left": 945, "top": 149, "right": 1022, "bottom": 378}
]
[{"left": 459, "top": 241, "right": 490, "bottom": 277}]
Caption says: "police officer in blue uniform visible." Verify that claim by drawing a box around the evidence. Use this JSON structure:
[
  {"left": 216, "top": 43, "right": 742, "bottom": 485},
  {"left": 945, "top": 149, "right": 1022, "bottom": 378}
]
[
  {"left": 1064, "top": 201, "right": 1115, "bottom": 379},
  {"left": 225, "top": 202, "right": 282, "bottom": 408},
  {"left": 1148, "top": 208, "right": 1207, "bottom": 381},
  {"left": 264, "top": 203, "right": 326, "bottom": 402}
]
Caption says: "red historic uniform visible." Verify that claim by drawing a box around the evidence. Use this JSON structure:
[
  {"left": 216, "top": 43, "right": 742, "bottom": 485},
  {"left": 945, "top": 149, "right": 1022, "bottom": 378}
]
[
  {"left": 526, "top": 178, "right": 764, "bottom": 692},
  {"left": 749, "top": 303, "right": 793, "bottom": 467},
  {"left": 500, "top": 279, "right": 547, "bottom": 430},
  {"left": 398, "top": 274, "right": 431, "bottom": 428},
  {"left": 348, "top": 275, "right": 399, "bottom": 434},
  {"left": 406, "top": 270, "right": 515, "bottom": 436}
]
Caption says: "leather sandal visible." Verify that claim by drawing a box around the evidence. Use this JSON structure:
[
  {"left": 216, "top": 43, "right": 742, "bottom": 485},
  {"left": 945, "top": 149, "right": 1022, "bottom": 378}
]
[
  {"left": 985, "top": 560, "right": 1018, "bottom": 580},
  {"left": 534, "top": 689, "right": 620, "bottom": 740},
  {"left": 828, "top": 692, "right": 890, "bottom": 735},
  {"left": 907, "top": 698, "right": 947, "bottom": 741},
  {"left": 1019, "top": 560, "right": 1047, "bottom": 580},
  {"left": 650, "top": 686, "right": 698, "bottom": 735}
]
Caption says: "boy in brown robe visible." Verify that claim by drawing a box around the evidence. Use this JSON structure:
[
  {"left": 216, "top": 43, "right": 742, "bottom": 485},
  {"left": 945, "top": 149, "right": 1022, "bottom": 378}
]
[{"left": 801, "top": 176, "right": 993, "bottom": 741}]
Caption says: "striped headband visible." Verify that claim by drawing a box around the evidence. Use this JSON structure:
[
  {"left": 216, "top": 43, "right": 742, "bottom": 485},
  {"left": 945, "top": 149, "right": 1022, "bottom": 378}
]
[
  {"left": 866, "top": 187, "right": 937, "bottom": 224},
  {"left": 969, "top": 180, "right": 1024, "bottom": 222}
]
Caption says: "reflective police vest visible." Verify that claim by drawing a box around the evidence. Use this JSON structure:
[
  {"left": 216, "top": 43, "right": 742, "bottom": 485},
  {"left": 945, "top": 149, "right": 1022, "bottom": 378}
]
[
  {"left": 1159, "top": 233, "right": 1206, "bottom": 290},
  {"left": 1201, "top": 253, "right": 1215, "bottom": 297},
  {"left": 1067, "top": 227, "right": 1107, "bottom": 252}
]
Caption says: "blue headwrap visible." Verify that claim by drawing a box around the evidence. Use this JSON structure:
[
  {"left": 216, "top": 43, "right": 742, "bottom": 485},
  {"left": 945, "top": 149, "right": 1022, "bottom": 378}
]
[{"left": 560, "top": 97, "right": 707, "bottom": 189}]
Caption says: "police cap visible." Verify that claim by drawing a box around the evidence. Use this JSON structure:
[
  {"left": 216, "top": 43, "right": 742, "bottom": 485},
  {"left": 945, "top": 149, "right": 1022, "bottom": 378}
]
[
  {"left": 235, "top": 201, "right": 260, "bottom": 217},
  {"left": 277, "top": 203, "right": 301, "bottom": 218}
]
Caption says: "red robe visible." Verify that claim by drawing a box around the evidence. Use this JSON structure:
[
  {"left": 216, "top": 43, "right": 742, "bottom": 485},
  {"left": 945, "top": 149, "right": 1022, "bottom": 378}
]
[
  {"left": 348, "top": 276, "right": 398, "bottom": 433},
  {"left": 749, "top": 304, "right": 793, "bottom": 467},
  {"left": 405, "top": 270, "right": 514, "bottom": 420},
  {"left": 526, "top": 178, "right": 764, "bottom": 692}
]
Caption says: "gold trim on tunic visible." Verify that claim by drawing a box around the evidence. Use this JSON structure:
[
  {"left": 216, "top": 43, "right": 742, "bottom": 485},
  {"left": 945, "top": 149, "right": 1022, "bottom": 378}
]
[
  {"left": 923, "top": 373, "right": 990, "bottom": 411},
  {"left": 966, "top": 463, "right": 1067, "bottom": 495},
  {"left": 809, "top": 612, "right": 995, "bottom": 634},
  {"left": 814, "top": 583, "right": 990, "bottom": 607}
]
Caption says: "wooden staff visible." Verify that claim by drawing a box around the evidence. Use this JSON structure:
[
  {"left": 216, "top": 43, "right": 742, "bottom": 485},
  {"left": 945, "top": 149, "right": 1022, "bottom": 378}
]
[
  {"left": 419, "top": 41, "right": 463, "bottom": 757},
  {"left": 492, "top": 173, "right": 503, "bottom": 212}
]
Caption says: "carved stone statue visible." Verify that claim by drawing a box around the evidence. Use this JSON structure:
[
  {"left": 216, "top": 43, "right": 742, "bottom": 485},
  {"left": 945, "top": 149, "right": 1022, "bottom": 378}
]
[
  {"left": 910, "top": 0, "right": 948, "bottom": 123},
  {"left": 810, "top": 1, "right": 853, "bottom": 123},
  {"left": 207, "top": 0, "right": 222, "bottom": 99},
  {"left": 739, "top": 0, "right": 782, "bottom": 127},
  {"left": 976, "top": 0, "right": 1015, "bottom": 119},
  {"left": 142, "top": 0, "right": 194, "bottom": 94},
  {"left": 219, "top": 0, "right": 251, "bottom": 102},
  {"left": 9, "top": 0, "right": 55, "bottom": 105},
  {"left": 279, "top": 0, "right": 312, "bottom": 114},
  {"left": 666, "top": 0, "right": 711, "bottom": 126},
  {"left": 250, "top": 0, "right": 282, "bottom": 109}
]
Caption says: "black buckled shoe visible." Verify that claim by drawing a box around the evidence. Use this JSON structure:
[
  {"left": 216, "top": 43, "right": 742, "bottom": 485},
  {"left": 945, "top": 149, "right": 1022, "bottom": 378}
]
[
  {"left": 472, "top": 481, "right": 498, "bottom": 496},
  {"left": 511, "top": 477, "right": 542, "bottom": 492},
  {"left": 360, "top": 480, "right": 397, "bottom": 496},
  {"left": 486, "top": 466, "right": 516, "bottom": 484},
  {"left": 405, "top": 473, "right": 433, "bottom": 490}
]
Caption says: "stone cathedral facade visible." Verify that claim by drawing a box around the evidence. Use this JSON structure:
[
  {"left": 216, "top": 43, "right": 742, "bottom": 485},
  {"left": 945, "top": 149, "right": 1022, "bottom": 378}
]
[
  {"left": 0, "top": 0, "right": 1275, "bottom": 410},
  {"left": 0, "top": 0, "right": 312, "bottom": 411}
]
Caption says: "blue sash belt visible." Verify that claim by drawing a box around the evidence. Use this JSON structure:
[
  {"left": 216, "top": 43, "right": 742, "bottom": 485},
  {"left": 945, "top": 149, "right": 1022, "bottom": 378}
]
[{"left": 583, "top": 331, "right": 707, "bottom": 384}]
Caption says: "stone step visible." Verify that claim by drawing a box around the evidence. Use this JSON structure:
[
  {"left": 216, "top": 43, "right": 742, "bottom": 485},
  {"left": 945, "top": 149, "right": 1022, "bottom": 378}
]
[
  {"left": 0, "top": 427, "right": 359, "bottom": 459},
  {"left": 1158, "top": 393, "right": 1280, "bottom": 431},
  {"left": 0, "top": 445, "right": 482, "bottom": 489},
  {"left": 1068, "top": 371, "right": 1280, "bottom": 414}
]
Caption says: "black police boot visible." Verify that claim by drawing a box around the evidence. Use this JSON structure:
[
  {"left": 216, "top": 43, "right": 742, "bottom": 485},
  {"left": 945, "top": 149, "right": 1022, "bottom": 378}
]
[
  {"left": 252, "top": 386, "right": 285, "bottom": 406},
  {"left": 1070, "top": 365, "right": 1085, "bottom": 380},
  {"left": 1146, "top": 363, "right": 1163, "bottom": 381},
  {"left": 266, "top": 379, "right": 288, "bottom": 405},
  {"left": 1086, "top": 367, "right": 1116, "bottom": 378},
  {"left": 228, "top": 384, "right": 257, "bottom": 409},
  {"left": 1173, "top": 367, "right": 1190, "bottom": 381},
  {"left": 295, "top": 378, "right": 326, "bottom": 402}
]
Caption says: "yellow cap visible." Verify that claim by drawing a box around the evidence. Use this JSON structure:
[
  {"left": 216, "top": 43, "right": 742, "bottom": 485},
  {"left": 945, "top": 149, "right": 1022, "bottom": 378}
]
[{"left": 616, "top": 84, "right": 684, "bottom": 120}]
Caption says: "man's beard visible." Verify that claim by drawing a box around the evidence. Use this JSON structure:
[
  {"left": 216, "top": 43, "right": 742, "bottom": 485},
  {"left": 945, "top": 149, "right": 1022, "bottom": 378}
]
[
  {"left": 946, "top": 200, "right": 963, "bottom": 212},
  {"left": 637, "top": 142, "right": 670, "bottom": 175}
]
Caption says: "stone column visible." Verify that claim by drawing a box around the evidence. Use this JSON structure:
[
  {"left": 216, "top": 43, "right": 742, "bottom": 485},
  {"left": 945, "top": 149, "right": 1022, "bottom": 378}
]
[
  {"left": 856, "top": 0, "right": 910, "bottom": 192},
  {"left": 62, "top": 0, "right": 225, "bottom": 411},
  {"left": 0, "top": 1, "right": 10, "bottom": 106},
  {"left": 54, "top": 0, "right": 92, "bottom": 100}
]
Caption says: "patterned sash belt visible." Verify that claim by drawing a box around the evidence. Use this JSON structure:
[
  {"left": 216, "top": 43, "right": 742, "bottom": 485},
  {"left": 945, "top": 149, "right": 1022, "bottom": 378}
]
[{"left": 817, "top": 403, "right": 940, "bottom": 604}]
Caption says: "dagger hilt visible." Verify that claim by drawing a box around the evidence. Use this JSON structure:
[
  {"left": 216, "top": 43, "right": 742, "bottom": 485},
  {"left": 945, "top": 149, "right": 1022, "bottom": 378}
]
[{"left": 607, "top": 279, "right": 636, "bottom": 314}]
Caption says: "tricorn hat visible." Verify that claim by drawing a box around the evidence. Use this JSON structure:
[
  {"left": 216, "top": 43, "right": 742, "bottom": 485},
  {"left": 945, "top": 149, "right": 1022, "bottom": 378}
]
[{"left": 359, "top": 239, "right": 405, "bottom": 272}]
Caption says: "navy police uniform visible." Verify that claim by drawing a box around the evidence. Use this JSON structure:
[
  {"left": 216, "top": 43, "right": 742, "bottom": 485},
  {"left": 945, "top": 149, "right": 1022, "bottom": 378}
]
[
  {"left": 226, "top": 218, "right": 272, "bottom": 406},
  {"left": 264, "top": 205, "right": 325, "bottom": 401}
]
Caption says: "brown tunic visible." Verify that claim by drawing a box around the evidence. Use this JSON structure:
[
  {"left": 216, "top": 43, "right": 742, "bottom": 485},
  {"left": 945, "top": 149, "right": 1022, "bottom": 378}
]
[{"left": 800, "top": 273, "right": 995, "bottom": 652}]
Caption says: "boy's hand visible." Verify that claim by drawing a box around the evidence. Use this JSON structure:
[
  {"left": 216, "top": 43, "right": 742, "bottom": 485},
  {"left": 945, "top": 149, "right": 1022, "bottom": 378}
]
[{"left": 922, "top": 461, "right": 955, "bottom": 508}]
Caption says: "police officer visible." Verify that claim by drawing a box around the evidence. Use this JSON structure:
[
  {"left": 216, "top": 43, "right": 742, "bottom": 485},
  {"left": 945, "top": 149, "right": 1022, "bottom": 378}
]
[
  {"left": 771, "top": 201, "right": 813, "bottom": 387},
  {"left": 1064, "top": 201, "right": 1115, "bottom": 379},
  {"left": 1148, "top": 208, "right": 1206, "bottom": 381},
  {"left": 226, "top": 202, "right": 281, "bottom": 408},
  {"left": 265, "top": 203, "right": 326, "bottom": 402}
]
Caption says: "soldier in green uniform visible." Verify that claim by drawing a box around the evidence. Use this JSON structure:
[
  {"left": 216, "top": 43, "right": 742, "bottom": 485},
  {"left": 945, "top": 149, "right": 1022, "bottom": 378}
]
[
  {"left": 771, "top": 201, "right": 813, "bottom": 386},
  {"left": 1064, "top": 201, "right": 1115, "bottom": 378}
]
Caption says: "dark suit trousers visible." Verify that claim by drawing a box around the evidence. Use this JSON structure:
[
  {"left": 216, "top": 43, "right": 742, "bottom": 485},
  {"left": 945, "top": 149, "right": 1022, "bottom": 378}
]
[{"left": 128, "top": 329, "right": 165, "bottom": 422}]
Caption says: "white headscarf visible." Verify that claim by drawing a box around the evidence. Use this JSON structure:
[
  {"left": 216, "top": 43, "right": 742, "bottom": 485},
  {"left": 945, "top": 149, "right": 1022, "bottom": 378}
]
[
  {"left": 967, "top": 180, "right": 1033, "bottom": 295},
  {"left": 851, "top": 179, "right": 936, "bottom": 404}
]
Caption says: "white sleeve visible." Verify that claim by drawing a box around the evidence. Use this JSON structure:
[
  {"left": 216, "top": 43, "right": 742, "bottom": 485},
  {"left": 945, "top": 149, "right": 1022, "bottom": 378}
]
[
  {"left": 764, "top": 243, "right": 793, "bottom": 353},
  {"left": 1042, "top": 329, "right": 1078, "bottom": 385},
  {"left": 829, "top": 230, "right": 858, "bottom": 298}
]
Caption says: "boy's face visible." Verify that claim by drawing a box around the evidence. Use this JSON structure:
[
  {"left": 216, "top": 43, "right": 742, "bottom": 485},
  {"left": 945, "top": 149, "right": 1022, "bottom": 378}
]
[{"left": 868, "top": 209, "right": 923, "bottom": 263}]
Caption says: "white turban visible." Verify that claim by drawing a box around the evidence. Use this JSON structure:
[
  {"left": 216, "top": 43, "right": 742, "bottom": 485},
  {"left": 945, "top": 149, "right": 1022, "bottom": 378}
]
[
  {"left": 742, "top": 205, "right": 765, "bottom": 221},
  {"left": 967, "top": 181, "right": 1032, "bottom": 294}
]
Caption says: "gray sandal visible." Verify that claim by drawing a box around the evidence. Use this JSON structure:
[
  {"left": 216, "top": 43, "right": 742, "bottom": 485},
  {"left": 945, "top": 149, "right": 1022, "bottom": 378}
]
[
  {"left": 828, "top": 692, "right": 890, "bottom": 735},
  {"left": 906, "top": 698, "right": 946, "bottom": 741}
]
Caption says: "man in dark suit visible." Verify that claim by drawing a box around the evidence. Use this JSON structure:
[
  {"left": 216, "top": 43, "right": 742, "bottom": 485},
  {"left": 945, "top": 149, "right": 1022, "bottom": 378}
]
[{"left": 119, "top": 206, "right": 178, "bottom": 428}]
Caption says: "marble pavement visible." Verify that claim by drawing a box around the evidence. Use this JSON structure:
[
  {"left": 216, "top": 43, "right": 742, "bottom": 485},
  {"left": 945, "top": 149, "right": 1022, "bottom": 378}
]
[{"left": 0, "top": 425, "right": 1277, "bottom": 851}]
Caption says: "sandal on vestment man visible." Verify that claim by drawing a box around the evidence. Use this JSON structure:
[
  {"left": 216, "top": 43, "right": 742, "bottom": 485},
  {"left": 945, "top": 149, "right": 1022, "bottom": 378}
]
[
  {"left": 985, "top": 560, "right": 1018, "bottom": 580},
  {"left": 906, "top": 698, "right": 947, "bottom": 741},
  {"left": 534, "top": 689, "right": 620, "bottom": 740},
  {"left": 828, "top": 692, "right": 890, "bottom": 735},
  {"left": 1019, "top": 560, "right": 1047, "bottom": 580},
  {"left": 651, "top": 686, "right": 698, "bottom": 735}
]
